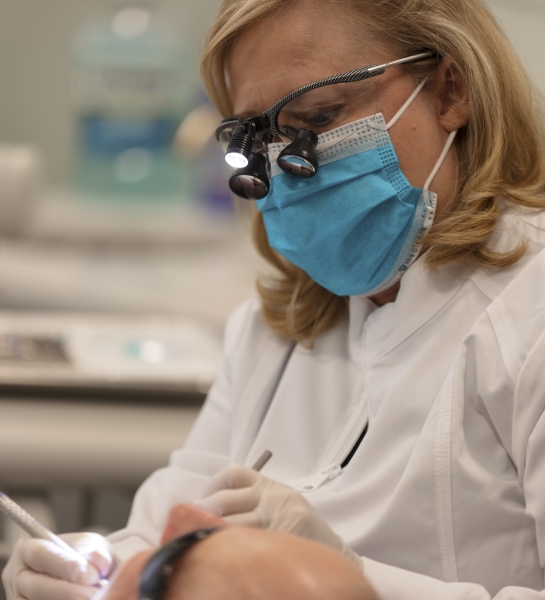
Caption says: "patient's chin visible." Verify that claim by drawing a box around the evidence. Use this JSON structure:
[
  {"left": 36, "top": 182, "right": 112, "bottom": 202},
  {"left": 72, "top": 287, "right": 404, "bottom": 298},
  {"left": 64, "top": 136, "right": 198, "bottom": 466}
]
[{"left": 161, "top": 504, "right": 227, "bottom": 544}]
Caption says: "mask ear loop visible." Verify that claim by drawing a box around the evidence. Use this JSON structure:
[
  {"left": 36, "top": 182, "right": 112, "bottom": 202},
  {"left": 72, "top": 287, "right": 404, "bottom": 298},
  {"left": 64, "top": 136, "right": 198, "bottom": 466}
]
[
  {"left": 302, "top": 75, "right": 433, "bottom": 158},
  {"left": 384, "top": 73, "right": 458, "bottom": 191},
  {"left": 423, "top": 130, "right": 457, "bottom": 191},
  {"left": 385, "top": 75, "right": 429, "bottom": 130}
]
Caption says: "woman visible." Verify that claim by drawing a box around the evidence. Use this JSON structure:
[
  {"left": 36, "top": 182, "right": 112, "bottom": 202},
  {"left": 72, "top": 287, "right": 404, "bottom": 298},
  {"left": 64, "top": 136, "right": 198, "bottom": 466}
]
[{"left": 5, "top": 0, "right": 545, "bottom": 598}]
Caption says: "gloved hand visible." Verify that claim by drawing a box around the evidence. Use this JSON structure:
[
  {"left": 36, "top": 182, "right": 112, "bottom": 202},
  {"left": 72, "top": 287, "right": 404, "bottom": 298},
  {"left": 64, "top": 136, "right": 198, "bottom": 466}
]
[
  {"left": 2, "top": 532, "right": 115, "bottom": 600},
  {"left": 196, "top": 464, "right": 363, "bottom": 570}
]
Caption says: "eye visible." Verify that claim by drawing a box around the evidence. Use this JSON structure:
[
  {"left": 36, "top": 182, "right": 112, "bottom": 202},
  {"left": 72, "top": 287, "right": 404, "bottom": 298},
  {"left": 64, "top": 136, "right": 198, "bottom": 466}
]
[
  {"left": 304, "top": 107, "right": 342, "bottom": 129},
  {"left": 292, "top": 101, "right": 348, "bottom": 133}
]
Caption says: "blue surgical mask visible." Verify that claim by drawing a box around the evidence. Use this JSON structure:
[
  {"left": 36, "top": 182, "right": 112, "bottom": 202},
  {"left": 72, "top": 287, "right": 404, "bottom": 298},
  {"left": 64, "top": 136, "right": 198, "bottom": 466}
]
[{"left": 255, "top": 79, "right": 457, "bottom": 297}]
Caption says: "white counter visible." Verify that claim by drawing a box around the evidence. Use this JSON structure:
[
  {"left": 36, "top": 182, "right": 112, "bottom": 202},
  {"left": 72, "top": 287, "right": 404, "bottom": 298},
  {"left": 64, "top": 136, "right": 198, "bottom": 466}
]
[{"left": 0, "top": 397, "right": 200, "bottom": 488}]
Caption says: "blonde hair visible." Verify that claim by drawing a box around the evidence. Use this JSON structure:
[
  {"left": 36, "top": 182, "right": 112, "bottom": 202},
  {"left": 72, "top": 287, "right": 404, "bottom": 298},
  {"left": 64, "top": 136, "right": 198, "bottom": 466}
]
[{"left": 201, "top": 0, "right": 545, "bottom": 345}]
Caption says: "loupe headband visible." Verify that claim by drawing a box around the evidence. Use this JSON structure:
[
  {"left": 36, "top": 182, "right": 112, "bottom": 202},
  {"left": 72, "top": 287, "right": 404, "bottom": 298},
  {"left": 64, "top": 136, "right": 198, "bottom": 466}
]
[{"left": 216, "top": 51, "right": 437, "bottom": 141}]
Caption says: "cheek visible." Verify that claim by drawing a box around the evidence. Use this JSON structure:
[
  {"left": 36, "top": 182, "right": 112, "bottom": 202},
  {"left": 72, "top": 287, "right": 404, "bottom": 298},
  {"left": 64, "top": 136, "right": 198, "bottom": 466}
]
[{"left": 388, "top": 105, "right": 446, "bottom": 189}]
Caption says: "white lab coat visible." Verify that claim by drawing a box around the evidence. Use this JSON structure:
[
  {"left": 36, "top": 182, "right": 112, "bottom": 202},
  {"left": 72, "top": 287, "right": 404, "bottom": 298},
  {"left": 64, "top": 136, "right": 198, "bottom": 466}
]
[{"left": 110, "top": 202, "right": 545, "bottom": 600}]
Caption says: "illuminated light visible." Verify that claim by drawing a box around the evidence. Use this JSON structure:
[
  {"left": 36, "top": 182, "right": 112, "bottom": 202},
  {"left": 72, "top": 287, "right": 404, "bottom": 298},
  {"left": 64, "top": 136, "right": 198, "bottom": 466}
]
[{"left": 225, "top": 152, "right": 249, "bottom": 169}]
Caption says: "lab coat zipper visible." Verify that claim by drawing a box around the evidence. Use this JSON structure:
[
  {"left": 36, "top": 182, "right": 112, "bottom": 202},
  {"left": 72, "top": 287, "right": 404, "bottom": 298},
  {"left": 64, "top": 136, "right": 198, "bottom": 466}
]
[
  {"left": 296, "top": 365, "right": 369, "bottom": 494},
  {"left": 341, "top": 425, "right": 367, "bottom": 468},
  {"left": 297, "top": 464, "right": 343, "bottom": 493},
  {"left": 297, "top": 421, "right": 369, "bottom": 493}
]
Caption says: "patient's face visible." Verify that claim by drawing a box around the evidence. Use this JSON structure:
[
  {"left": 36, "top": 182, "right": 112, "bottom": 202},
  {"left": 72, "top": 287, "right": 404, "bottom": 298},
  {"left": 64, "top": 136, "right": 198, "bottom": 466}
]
[
  {"left": 97, "top": 505, "right": 225, "bottom": 600},
  {"left": 167, "top": 525, "right": 376, "bottom": 600},
  {"left": 100, "top": 505, "right": 377, "bottom": 600}
]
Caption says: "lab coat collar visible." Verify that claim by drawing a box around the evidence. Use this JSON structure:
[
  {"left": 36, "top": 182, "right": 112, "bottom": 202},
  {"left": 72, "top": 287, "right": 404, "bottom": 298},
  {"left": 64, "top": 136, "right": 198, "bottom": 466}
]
[
  {"left": 349, "top": 256, "right": 473, "bottom": 363},
  {"left": 353, "top": 201, "right": 542, "bottom": 361}
]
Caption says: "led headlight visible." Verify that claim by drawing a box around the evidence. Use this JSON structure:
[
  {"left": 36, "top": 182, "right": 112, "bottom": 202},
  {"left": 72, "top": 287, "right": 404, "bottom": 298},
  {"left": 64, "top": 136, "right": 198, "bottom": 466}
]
[{"left": 225, "top": 120, "right": 257, "bottom": 169}]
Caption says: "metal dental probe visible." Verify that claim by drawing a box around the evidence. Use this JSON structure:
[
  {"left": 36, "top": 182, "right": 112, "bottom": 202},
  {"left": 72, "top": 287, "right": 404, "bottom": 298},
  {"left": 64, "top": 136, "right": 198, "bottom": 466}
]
[
  {"left": 251, "top": 450, "right": 273, "bottom": 472},
  {"left": 0, "top": 492, "right": 109, "bottom": 589}
]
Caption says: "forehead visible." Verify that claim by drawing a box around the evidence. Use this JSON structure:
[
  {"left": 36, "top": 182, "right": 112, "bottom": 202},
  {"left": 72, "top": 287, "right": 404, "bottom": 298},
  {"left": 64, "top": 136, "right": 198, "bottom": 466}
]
[{"left": 227, "top": 1, "right": 389, "bottom": 117}]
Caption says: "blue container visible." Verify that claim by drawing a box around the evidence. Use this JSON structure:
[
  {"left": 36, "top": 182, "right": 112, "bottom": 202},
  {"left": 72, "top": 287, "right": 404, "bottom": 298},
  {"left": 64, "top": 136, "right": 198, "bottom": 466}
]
[{"left": 72, "top": 2, "right": 198, "bottom": 199}]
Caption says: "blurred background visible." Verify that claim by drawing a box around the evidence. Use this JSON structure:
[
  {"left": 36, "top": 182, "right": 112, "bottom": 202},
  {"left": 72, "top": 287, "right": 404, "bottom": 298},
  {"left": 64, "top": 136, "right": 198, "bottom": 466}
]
[{"left": 0, "top": 0, "right": 543, "bottom": 595}]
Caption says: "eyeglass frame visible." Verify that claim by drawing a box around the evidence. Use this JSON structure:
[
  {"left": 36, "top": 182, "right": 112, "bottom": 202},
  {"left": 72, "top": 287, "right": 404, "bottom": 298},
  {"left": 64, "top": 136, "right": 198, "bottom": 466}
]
[
  {"left": 215, "top": 50, "right": 438, "bottom": 144},
  {"left": 138, "top": 528, "right": 221, "bottom": 600}
]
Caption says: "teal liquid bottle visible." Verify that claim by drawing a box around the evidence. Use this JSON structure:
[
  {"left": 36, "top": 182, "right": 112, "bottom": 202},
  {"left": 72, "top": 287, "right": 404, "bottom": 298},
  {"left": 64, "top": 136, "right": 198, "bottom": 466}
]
[{"left": 72, "top": 0, "right": 198, "bottom": 201}]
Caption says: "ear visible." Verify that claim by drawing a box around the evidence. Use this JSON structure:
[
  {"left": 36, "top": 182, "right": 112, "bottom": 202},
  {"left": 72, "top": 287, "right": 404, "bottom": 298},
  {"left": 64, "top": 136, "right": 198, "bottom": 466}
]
[{"left": 432, "top": 58, "right": 470, "bottom": 132}]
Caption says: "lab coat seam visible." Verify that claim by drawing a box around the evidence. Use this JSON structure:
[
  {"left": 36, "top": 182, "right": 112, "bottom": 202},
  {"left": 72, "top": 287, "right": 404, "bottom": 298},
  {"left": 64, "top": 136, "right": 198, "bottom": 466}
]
[
  {"left": 517, "top": 214, "right": 545, "bottom": 235},
  {"left": 435, "top": 369, "right": 458, "bottom": 583},
  {"left": 520, "top": 330, "right": 545, "bottom": 489},
  {"left": 231, "top": 338, "right": 296, "bottom": 463},
  {"left": 522, "top": 407, "right": 545, "bottom": 501},
  {"left": 222, "top": 298, "right": 263, "bottom": 385},
  {"left": 485, "top": 305, "right": 517, "bottom": 387},
  {"left": 465, "top": 273, "right": 500, "bottom": 302}
]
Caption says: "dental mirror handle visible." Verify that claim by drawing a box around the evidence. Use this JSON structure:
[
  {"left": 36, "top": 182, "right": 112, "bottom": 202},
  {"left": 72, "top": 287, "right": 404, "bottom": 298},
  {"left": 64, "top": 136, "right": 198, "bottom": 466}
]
[{"left": 0, "top": 493, "right": 109, "bottom": 589}]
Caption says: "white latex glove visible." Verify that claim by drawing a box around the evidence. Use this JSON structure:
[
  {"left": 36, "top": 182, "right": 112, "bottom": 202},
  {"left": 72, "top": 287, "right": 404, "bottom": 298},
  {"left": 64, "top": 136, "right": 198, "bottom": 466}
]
[
  {"left": 2, "top": 532, "right": 115, "bottom": 600},
  {"left": 196, "top": 464, "right": 363, "bottom": 570}
]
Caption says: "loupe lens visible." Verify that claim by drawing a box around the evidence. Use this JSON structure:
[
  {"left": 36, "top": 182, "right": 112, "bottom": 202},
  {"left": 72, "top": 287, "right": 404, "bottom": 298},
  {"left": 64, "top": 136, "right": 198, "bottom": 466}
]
[
  {"left": 278, "top": 156, "right": 315, "bottom": 177},
  {"left": 229, "top": 152, "right": 270, "bottom": 200},
  {"left": 229, "top": 174, "right": 269, "bottom": 199},
  {"left": 277, "top": 129, "right": 318, "bottom": 178}
]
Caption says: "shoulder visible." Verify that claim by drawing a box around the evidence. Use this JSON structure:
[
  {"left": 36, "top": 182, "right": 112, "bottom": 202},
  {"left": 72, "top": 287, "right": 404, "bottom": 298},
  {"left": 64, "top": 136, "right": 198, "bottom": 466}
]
[
  {"left": 491, "top": 199, "right": 545, "bottom": 254},
  {"left": 445, "top": 203, "right": 545, "bottom": 385},
  {"left": 467, "top": 202, "right": 545, "bottom": 300},
  {"left": 223, "top": 297, "right": 277, "bottom": 356},
  {"left": 222, "top": 297, "right": 294, "bottom": 381},
  {"left": 223, "top": 297, "right": 263, "bottom": 349},
  {"left": 223, "top": 296, "right": 351, "bottom": 386},
  {"left": 466, "top": 203, "right": 545, "bottom": 382},
  {"left": 485, "top": 249, "right": 545, "bottom": 385},
  {"left": 448, "top": 208, "right": 545, "bottom": 467}
]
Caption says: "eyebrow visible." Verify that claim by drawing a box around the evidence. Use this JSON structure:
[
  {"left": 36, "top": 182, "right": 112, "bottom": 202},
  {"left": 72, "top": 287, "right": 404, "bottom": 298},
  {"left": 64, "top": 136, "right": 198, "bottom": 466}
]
[{"left": 235, "top": 109, "right": 265, "bottom": 119}]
